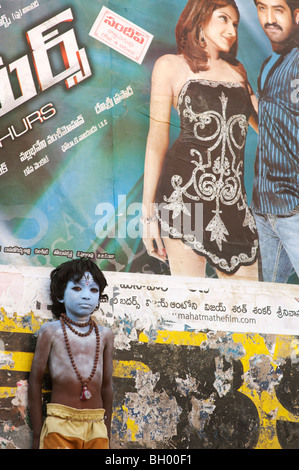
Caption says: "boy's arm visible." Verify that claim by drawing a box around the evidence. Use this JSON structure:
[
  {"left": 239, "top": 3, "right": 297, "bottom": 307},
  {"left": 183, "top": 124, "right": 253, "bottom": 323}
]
[
  {"left": 101, "top": 328, "right": 114, "bottom": 441},
  {"left": 28, "top": 323, "right": 53, "bottom": 449}
]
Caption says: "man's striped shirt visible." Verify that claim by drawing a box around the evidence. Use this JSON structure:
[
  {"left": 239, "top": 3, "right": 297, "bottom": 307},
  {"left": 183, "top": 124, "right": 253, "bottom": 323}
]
[{"left": 251, "top": 45, "right": 299, "bottom": 215}]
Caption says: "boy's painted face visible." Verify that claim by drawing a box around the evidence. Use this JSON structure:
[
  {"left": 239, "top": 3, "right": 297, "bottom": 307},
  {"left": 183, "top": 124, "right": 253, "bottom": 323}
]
[{"left": 61, "top": 272, "right": 100, "bottom": 321}]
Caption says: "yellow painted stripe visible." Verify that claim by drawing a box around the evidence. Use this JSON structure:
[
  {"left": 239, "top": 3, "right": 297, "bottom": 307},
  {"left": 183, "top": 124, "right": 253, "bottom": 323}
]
[
  {"left": 0, "top": 351, "right": 33, "bottom": 372},
  {"left": 232, "top": 333, "right": 299, "bottom": 449},
  {"left": 0, "top": 387, "right": 51, "bottom": 399},
  {"left": 139, "top": 330, "right": 207, "bottom": 346},
  {"left": 0, "top": 347, "right": 149, "bottom": 380},
  {"left": 0, "top": 309, "right": 42, "bottom": 334},
  {"left": 0, "top": 387, "right": 17, "bottom": 398},
  {"left": 0, "top": 352, "right": 149, "bottom": 379},
  {"left": 0, "top": 356, "right": 149, "bottom": 399},
  {"left": 113, "top": 360, "right": 150, "bottom": 377}
]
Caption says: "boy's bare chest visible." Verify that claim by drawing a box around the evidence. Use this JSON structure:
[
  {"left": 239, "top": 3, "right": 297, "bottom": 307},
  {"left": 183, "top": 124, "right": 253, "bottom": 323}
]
[{"left": 49, "top": 329, "right": 102, "bottom": 380}]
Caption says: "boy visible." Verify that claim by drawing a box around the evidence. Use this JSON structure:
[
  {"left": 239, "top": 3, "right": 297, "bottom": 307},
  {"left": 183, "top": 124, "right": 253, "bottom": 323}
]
[{"left": 28, "top": 259, "right": 113, "bottom": 449}]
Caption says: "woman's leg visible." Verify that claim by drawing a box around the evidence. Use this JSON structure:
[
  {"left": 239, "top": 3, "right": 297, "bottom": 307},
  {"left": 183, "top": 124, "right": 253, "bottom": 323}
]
[
  {"left": 163, "top": 237, "right": 258, "bottom": 281},
  {"left": 163, "top": 237, "right": 206, "bottom": 277},
  {"left": 216, "top": 260, "right": 259, "bottom": 282}
]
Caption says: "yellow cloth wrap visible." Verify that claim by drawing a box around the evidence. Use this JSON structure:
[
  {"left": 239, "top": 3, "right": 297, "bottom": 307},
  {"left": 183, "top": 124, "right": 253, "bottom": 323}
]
[{"left": 39, "top": 403, "right": 109, "bottom": 449}]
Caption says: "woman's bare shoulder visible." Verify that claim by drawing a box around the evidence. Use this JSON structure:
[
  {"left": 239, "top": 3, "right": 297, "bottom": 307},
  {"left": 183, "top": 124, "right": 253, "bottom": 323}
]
[
  {"left": 152, "top": 54, "right": 187, "bottom": 94},
  {"left": 227, "top": 59, "right": 248, "bottom": 83},
  {"left": 154, "top": 53, "right": 183, "bottom": 70}
]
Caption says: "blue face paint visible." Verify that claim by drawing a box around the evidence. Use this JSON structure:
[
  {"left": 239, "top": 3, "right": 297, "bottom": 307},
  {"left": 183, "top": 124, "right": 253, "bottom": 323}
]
[{"left": 61, "top": 271, "right": 100, "bottom": 322}]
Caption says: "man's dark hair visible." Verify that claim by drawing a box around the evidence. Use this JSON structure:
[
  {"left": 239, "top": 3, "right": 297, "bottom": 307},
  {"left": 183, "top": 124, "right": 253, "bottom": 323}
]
[
  {"left": 50, "top": 258, "right": 108, "bottom": 318},
  {"left": 253, "top": 0, "right": 299, "bottom": 15}
]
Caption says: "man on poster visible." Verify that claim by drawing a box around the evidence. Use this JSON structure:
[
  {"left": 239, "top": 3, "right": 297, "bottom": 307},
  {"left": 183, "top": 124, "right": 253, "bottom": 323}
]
[{"left": 251, "top": 0, "right": 299, "bottom": 283}]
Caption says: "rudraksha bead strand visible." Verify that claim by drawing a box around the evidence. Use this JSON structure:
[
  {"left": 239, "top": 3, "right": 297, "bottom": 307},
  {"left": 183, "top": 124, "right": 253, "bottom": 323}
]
[{"left": 60, "top": 314, "right": 100, "bottom": 400}]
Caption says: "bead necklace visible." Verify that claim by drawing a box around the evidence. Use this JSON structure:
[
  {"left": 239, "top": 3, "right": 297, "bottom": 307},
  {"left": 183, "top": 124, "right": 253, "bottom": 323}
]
[
  {"left": 60, "top": 314, "right": 100, "bottom": 400},
  {"left": 60, "top": 313, "right": 94, "bottom": 337}
]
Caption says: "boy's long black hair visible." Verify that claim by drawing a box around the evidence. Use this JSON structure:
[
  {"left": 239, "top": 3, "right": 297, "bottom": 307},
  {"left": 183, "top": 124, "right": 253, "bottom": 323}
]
[{"left": 50, "top": 258, "right": 108, "bottom": 318}]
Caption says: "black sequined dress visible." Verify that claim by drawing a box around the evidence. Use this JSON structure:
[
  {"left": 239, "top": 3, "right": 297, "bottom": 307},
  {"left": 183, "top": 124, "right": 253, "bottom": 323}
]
[{"left": 156, "top": 79, "right": 258, "bottom": 274}]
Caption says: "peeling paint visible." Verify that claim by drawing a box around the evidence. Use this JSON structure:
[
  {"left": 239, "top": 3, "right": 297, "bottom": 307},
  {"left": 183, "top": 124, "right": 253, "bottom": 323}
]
[
  {"left": 11, "top": 381, "right": 28, "bottom": 419},
  {"left": 213, "top": 357, "right": 234, "bottom": 397},
  {"left": 175, "top": 375, "right": 197, "bottom": 397},
  {"left": 0, "top": 308, "right": 43, "bottom": 334},
  {"left": 290, "top": 339, "right": 299, "bottom": 364},
  {"left": 0, "top": 352, "right": 14, "bottom": 370},
  {"left": 201, "top": 331, "right": 246, "bottom": 361},
  {"left": 123, "top": 381, "right": 182, "bottom": 448},
  {"left": 113, "top": 314, "right": 139, "bottom": 350},
  {"left": 189, "top": 397, "right": 216, "bottom": 434},
  {"left": 245, "top": 355, "right": 282, "bottom": 394}
]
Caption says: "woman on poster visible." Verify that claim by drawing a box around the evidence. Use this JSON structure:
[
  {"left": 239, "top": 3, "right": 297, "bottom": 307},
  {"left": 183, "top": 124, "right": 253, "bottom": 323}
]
[{"left": 141, "top": 0, "right": 259, "bottom": 280}]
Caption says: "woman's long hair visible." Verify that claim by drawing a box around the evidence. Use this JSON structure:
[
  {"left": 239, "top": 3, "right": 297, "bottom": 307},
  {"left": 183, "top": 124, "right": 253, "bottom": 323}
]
[{"left": 175, "top": 0, "right": 240, "bottom": 72}]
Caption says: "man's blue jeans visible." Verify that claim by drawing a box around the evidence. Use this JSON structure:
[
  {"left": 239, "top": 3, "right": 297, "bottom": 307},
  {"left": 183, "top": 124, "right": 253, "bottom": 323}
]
[{"left": 254, "top": 212, "right": 299, "bottom": 283}]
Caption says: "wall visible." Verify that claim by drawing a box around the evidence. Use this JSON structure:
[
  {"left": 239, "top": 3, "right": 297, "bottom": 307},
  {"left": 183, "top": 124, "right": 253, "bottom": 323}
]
[{"left": 1, "top": 266, "right": 299, "bottom": 449}]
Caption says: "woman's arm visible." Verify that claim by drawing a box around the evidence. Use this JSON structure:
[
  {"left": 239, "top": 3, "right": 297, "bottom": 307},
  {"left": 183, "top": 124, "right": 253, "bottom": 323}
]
[
  {"left": 246, "top": 78, "right": 259, "bottom": 133},
  {"left": 142, "top": 55, "right": 175, "bottom": 260},
  {"left": 231, "top": 61, "right": 259, "bottom": 134},
  {"left": 240, "top": 63, "right": 259, "bottom": 134}
]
